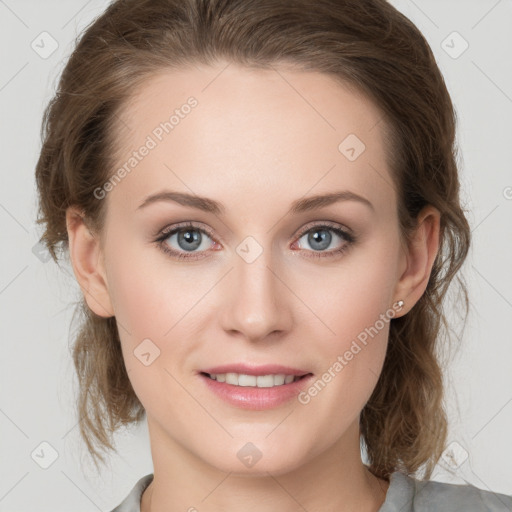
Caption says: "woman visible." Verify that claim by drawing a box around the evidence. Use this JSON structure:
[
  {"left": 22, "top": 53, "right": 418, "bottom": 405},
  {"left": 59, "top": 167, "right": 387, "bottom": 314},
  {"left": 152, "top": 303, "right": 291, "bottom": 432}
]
[{"left": 34, "top": 0, "right": 512, "bottom": 510}]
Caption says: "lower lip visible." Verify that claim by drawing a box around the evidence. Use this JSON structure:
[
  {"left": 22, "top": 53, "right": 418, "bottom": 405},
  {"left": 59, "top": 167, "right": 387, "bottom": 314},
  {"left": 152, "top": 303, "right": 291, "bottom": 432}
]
[{"left": 199, "top": 373, "right": 314, "bottom": 410}]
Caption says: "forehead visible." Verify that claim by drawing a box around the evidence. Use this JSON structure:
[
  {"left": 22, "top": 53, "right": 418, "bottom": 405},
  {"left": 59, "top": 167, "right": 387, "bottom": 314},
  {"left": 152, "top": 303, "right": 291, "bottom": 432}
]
[{"left": 108, "top": 62, "right": 396, "bottom": 218}]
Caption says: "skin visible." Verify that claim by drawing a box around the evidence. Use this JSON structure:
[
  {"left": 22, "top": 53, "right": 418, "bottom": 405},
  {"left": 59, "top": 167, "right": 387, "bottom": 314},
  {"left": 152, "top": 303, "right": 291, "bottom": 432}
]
[{"left": 66, "top": 61, "right": 440, "bottom": 512}]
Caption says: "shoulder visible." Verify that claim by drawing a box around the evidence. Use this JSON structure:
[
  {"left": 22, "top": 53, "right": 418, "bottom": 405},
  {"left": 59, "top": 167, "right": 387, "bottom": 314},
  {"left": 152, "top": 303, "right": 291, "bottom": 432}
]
[
  {"left": 110, "top": 474, "right": 154, "bottom": 512},
  {"left": 381, "top": 471, "right": 512, "bottom": 512}
]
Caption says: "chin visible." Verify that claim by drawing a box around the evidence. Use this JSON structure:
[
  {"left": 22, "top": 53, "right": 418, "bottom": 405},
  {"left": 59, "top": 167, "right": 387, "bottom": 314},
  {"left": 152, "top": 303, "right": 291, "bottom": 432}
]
[{"left": 202, "top": 440, "right": 306, "bottom": 477}]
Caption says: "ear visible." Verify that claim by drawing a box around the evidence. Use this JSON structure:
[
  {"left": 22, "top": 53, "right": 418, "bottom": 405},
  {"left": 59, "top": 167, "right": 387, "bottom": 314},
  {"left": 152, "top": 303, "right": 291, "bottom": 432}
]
[
  {"left": 65, "top": 206, "right": 114, "bottom": 318},
  {"left": 393, "top": 205, "right": 441, "bottom": 316}
]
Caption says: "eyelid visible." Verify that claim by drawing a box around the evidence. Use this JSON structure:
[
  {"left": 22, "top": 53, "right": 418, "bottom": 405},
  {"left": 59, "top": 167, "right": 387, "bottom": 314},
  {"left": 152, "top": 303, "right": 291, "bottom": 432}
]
[
  {"left": 293, "top": 219, "right": 354, "bottom": 239},
  {"left": 155, "top": 220, "right": 353, "bottom": 243},
  {"left": 156, "top": 221, "right": 216, "bottom": 241}
]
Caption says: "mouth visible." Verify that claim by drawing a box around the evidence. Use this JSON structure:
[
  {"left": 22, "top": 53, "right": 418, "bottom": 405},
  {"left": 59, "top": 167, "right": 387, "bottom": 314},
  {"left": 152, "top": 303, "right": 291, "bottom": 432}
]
[
  {"left": 197, "top": 363, "right": 314, "bottom": 409},
  {"left": 200, "top": 371, "right": 311, "bottom": 388}
]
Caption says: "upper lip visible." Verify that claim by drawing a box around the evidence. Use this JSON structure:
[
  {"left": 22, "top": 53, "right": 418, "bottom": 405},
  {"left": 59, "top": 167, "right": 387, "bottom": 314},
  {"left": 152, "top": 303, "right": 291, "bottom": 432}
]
[{"left": 200, "top": 364, "right": 311, "bottom": 377}]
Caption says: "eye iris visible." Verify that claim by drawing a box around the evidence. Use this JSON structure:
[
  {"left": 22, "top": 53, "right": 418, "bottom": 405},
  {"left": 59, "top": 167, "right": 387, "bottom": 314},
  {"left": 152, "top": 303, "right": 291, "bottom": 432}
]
[
  {"left": 177, "top": 229, "right": 202, "bottom": 251},
  {"left": 309, "top": 229, "right": 331, "bottom": 251}
]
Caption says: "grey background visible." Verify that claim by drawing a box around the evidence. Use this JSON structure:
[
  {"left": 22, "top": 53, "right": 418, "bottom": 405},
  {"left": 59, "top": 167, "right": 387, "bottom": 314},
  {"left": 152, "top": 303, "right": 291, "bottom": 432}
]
[{"left": 0, "top": 0, "right": 511, "bottom": 510}]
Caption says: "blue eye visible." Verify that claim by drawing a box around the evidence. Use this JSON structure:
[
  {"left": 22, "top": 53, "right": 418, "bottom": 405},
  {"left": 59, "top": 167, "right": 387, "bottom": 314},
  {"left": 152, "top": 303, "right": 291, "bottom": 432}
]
[
  {"left": 293, "top": 222, "right": 355, "bottom": 259},
  {"left": 156, "top": 222, "right": 216, "bottom": 261},
  {"left": 155, "top": 221, "right": 355, "bottom": 261}
]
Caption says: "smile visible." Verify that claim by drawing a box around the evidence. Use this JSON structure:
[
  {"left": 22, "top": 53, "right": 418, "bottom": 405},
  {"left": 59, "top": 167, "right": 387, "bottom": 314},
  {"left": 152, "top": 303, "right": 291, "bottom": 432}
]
[
  {"left": 199, "top": 371, "right": 314, "bottom": 410},
  {"left": 204, "top": 372, "right": 306, "bottom": 387}
]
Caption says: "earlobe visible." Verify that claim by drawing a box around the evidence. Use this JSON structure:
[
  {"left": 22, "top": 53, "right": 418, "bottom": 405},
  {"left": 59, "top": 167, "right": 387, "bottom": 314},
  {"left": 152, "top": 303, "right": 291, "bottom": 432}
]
[
  {"left": 393, "top": 205, "right": 441, "bottom": 315},
  {"left": 65, "top": 207, "right": 114, "bottom": 318}
]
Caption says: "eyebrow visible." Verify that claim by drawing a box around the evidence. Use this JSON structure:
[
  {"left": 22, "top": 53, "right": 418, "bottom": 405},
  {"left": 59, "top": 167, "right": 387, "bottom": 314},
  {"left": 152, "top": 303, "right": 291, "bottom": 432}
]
[{"left": 137, "top": 189, "right": 374, "bottom": 215}]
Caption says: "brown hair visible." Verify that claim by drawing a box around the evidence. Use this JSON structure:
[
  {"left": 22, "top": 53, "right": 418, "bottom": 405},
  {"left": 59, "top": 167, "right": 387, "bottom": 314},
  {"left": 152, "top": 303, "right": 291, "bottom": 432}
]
[{"left": 35, "top": 0, "right": 470, "bottom": 479}]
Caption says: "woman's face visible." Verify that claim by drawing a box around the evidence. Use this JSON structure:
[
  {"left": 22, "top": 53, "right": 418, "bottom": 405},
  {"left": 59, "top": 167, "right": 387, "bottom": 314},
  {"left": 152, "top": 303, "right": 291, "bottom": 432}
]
[{"left": 96, "top": 62, "right": 408, "bottom": 475}]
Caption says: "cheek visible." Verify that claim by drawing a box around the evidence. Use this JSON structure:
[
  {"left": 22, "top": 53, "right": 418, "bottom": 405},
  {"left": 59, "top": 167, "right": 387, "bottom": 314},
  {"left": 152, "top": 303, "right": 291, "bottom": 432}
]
[
  {"left": 104, "top": 228, "right": 187, "bottom": 337},
  {"left": 304, "top": 235, "right": 399, "bottom": 346},
  {"left": 296, "top": 235, "right": 398, "bottom": 404},
  {"left": 103, "top": 235, "right": 213, "bottom": 378},
  {"left": 104, "top": 244, "right": 198, "bottom": 410}
]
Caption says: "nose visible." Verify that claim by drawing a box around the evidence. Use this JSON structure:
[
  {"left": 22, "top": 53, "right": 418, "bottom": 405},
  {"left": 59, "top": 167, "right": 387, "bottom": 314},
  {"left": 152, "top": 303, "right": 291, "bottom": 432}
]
[{"left": 218, "top": 245, "right": 293, "bottom": 343}]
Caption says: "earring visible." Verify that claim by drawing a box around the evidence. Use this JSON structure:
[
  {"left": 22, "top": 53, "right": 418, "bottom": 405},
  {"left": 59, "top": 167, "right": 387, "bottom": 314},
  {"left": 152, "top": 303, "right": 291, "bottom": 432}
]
[{"left": 396, "top": 300, "right": 404, "bottom": 310}]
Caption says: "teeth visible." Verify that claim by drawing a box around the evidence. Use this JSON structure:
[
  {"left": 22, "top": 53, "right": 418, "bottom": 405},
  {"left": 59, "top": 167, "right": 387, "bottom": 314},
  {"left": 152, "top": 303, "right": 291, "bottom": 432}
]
[{"left": 208, "top": 372, "right": 301, "bottom": 387}]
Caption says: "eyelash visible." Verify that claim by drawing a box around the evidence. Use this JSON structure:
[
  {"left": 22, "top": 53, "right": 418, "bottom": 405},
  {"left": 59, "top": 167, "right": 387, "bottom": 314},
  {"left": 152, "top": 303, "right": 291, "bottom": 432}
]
[{"left": 154, "top": 221, "right": 356, "bottom": 261}]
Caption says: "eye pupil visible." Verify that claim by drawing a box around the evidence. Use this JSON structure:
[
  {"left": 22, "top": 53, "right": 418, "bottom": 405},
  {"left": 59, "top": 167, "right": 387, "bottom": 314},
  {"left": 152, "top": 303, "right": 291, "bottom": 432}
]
[
  {"left": 309, "top": 229, "right": 331, "bottom": 250},
  {"left": 178, "top": 229, "right": 202, "bottom": 251}
]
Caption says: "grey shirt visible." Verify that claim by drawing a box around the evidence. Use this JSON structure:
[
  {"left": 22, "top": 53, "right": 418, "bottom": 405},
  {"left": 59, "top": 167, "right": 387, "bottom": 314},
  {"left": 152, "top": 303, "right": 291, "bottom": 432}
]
[{"left": 110, "top": 471, "right": 512, "bottom": 511}]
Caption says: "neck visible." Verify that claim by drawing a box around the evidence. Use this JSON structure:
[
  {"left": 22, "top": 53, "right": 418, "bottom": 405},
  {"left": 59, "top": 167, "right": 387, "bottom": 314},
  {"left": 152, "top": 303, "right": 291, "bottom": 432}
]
[{"left": 141, "top": 418, "right": 390, "bottom": 512}]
